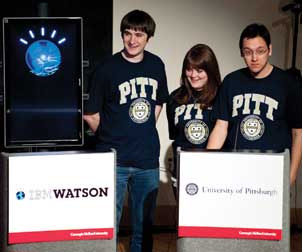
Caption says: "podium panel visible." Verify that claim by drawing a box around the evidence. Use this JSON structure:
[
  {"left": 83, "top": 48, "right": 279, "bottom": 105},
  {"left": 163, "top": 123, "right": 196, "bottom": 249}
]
[
  {"left": 0, "top": 151, "right": 116, "bottom": 252},
  {"left": 177, "top": 150, "right": 290, "bottom": 252}
]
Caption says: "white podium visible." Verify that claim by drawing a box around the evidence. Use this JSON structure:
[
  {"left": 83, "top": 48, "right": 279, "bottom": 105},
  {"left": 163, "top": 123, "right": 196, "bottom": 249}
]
[
  {"left": 0, "top": 151, "right": 116, "bottom": 252},
  {"left": 177, "top": 150, "right": 290, "bottom": 252}
]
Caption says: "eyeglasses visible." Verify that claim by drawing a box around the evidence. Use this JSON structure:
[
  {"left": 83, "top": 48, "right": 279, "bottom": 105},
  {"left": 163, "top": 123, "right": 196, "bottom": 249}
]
[{"left": 242, "top": 47, "right": 268, "bottom": 57}]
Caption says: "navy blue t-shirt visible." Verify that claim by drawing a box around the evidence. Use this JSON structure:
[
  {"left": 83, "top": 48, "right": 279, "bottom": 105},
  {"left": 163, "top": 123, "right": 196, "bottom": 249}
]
[
  {"left": 213, "top": 66, "right": 302, "bottom": 151},
  {"left": 166, "top": 87, "right": 215, "bottom": 175},
  {"left": 86, "top": 51, "right": 169, "bottom": 169},
  {"left": 167, "top": 87, "right": 215, "bottom": 149}
]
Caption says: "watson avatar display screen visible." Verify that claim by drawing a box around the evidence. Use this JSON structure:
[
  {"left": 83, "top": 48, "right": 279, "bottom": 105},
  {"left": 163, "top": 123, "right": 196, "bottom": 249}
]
[{"left": 3, "top": 18, "right": 83, "bottom": 147}]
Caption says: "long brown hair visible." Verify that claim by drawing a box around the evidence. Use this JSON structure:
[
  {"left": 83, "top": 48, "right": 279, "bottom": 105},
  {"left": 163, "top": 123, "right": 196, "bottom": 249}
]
[{"left": 174, "top": 44, "right": 221, "bottom": 109}]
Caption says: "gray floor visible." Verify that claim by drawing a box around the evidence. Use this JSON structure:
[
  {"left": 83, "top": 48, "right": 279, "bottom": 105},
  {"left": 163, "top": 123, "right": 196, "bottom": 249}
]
[{"left": 118, "top": 232, "right": 301, "bottom": 252}]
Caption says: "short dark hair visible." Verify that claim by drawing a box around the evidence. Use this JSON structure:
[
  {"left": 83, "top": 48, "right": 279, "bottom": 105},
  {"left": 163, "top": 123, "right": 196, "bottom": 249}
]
[
  {"left": 239, "top": 23, "right": 271, "bottom": 51},
  {"left": 175, "top": 44, "right": 221, "bottom": 109},
  {"left": 120, "top": 10, "right": 156, "bottom": 39}
]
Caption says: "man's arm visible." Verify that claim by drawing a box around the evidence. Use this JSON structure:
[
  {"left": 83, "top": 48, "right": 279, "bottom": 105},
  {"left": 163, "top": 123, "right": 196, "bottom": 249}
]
[
  {"left": 83, "top": 113, "right": 100, "bottom": 133},
  {"left": 207, "top": 119, "right": 229, "bottom": 149},
  {"left": 155, "top": 105, "right": 162, "bottom": 122},
  {"left": 290, "top": 128, "right": 302, "bottom": 185}
]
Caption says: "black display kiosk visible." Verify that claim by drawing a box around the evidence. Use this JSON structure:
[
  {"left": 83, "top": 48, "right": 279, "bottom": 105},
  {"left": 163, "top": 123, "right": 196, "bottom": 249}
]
[{"left": 3, "top": 17, "right": 83, "bottom": 148}]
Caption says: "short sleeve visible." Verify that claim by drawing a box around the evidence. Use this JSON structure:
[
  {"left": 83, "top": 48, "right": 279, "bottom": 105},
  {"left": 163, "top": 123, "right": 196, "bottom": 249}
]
[
  {"left": 287, "top": 75, "right": 302, "bottom": 128},
  {"left": 212, "top": 76, "right": 231, "bottom": 122},
  {"left": 166, "top": 95, "right": 177, "bottom": 140},
  {"left": 84, "top": 64, "right": 106, "bottom": 114},
  {"left": 156, "top": 62, "right": 169, "bottom": 105}
]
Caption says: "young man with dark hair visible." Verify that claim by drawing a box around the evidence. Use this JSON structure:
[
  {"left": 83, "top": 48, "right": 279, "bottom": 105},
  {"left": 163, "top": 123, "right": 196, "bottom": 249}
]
[
  {"left": 84, "top": 9, "right": 169, "bottom": 252},
  {"left": 207, "top": 23, "right": 302, "bottom": 185}
]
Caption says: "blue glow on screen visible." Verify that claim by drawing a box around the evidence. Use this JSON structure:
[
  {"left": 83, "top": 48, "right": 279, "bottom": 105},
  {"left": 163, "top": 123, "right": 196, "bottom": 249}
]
[
  {"left": 20, "top": 28, "right": 66, "bottom": 77},
  {"left": 51, "top": 30, "right": 57, "bottom": 38},
  {"left": 25, "top": 40, "right": 61, "bottom": 77},
  {"left": 29, "top": 30, "right": 35, "bottom": 38}
]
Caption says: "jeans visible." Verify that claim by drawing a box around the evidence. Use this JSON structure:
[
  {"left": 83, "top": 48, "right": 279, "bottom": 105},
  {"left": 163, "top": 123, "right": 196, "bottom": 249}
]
[{"left": 116, "top": 166, "right": 159, "bottom": 252}]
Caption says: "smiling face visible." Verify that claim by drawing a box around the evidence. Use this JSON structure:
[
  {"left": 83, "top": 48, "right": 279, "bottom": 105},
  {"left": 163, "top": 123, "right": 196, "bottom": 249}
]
[
  {"left": 241, "top": 36, "right": 272, "bottom": 78},
  {"left": 185, "top": 68, "right": 208, "bottom": 91},
  {"left": 122, "top": 29, "right": 149, "bottom": 63}
]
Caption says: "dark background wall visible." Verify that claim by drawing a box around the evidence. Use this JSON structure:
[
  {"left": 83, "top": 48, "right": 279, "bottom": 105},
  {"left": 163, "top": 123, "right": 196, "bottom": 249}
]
[
  {"left": 1, "top": 0, "right": 113, "bottom": 73},
  {"left": 0, "top": 0, "right": 113, "bottom": 151}
]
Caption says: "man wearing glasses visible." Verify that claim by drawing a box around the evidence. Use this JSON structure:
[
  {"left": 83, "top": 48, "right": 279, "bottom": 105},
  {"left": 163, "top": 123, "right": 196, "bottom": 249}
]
[{"left": 207, "top": 23, "right": 302, "bottom": 186}]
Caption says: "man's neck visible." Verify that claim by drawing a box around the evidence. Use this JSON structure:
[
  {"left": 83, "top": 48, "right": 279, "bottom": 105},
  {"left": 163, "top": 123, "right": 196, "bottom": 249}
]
[
  {"left": 121, "top": 50, "right": 144, "bottom": 63},
  {"left": 251, "top": 63, "right": 273, "bottom": 79}
]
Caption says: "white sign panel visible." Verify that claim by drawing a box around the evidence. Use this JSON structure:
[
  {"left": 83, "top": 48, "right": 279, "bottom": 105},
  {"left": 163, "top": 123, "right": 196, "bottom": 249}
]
[
  {"left": 8, "top": 152, "right": 115, "bottom": 244},
  {"left": 178, "top": 151, "right": 284, "bottom": 240}
]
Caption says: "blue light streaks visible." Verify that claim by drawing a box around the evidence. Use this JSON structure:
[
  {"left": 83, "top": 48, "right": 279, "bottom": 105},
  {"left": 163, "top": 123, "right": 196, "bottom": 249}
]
[{"left": 19, "top": 27, "right": 67, "bottom": 77}]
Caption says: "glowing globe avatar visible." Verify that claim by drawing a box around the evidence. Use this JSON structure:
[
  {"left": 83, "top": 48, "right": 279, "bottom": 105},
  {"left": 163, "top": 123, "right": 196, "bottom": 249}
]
[
  {"left": 25, "top": 40, "right": 61, "bottom": 77},
  {"left": 16, "top": 191, "right": 25, "bottom": 200},
  {"left": 20, "top": 27, "right": 66, "bottom": 77}
]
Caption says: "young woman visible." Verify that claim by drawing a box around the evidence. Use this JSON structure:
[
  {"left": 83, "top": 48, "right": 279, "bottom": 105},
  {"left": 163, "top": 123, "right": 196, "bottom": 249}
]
[{"left": 166, "top": 44, "right": 221, "bottom": 196}]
